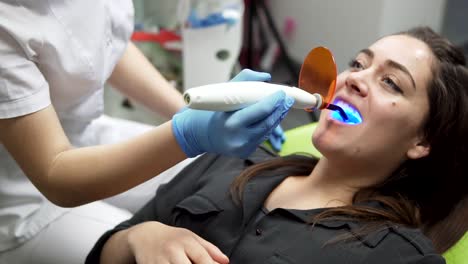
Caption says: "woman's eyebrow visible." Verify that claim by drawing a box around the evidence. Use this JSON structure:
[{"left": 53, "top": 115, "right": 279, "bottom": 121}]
[
  {"left": 359, "top": 48, "right": 374, "bottom": 59},
  {"left": 385, "top": 60, "right": 416, "bottom": 89},
  {"left": 358, "top": 48, "right": 416, "bottom": 90}
]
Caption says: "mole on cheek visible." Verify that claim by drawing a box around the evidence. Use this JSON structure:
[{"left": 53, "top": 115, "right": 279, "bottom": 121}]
[{"left": 392, "top": 102, "right": 396, "bottom": 106}]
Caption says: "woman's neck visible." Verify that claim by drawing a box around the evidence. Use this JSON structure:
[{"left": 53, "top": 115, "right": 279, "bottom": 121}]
[
  {"left": 264, "top": 156, "right": 392, "bottom": 211},
  {"left": 306, "top": 156, "right": 394, "bottom": 204},
  {"left": 263, "top": 158, "right": 354, "bottom": 211}
]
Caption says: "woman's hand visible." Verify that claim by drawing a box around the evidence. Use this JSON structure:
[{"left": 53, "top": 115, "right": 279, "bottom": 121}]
[{"left": 126, "top": 222, "right": 229, "bottom": 264}]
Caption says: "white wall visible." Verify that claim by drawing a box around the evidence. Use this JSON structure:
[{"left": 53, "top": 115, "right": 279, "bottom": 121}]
[
  {"left": 268, "top": 0, "right": 447, "bottom": 72},
  {"left": 379, "top": 0, "right": 446, "bottom": 35}
]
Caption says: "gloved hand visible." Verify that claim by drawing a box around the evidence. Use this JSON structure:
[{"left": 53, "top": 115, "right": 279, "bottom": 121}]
[
  {"left": 172, "top": 69, "right": 294, "bottom": 158},
  {"left": 268, "top": 125, "right": 286, "bottom": 152},
  {"left": 229, "top": 68, "right": 271, "bottom": 82},
  {"left": 231, "top": 69, "right": 287, "bottom": 152}
]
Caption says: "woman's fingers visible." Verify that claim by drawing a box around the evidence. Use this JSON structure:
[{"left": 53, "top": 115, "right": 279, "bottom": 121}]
[
  {"left": 129, "top": 222, "right": 228, "bottom": 264},
  {"left": 193, "top": 235, "right": 229, "bottom": 264},
  {"left": 184, "top": 239, "right": 217, "bottom": 264},
  {"left": 166, "top": 252, "right": 192, "bottom": 264}
]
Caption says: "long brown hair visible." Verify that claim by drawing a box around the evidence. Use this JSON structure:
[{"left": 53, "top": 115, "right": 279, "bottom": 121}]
[{"left": 230, "top": 27, "right": 468, "bottom": 253}]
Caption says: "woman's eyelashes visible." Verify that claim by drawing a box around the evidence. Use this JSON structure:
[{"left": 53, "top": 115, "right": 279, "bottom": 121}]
[
  {"left": 382, "top": 75, "right": 404, "bottom": 94},
  {"left": 348, "top": 58, "right": 404, "bottom": 95},
  {"left": 348, "top": 59, "right": 365, "bottom": 70}
]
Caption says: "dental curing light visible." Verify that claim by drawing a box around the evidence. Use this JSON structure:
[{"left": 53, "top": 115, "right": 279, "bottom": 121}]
[{"left": 183, "top": 47, "right": 347, "bottom": 120}]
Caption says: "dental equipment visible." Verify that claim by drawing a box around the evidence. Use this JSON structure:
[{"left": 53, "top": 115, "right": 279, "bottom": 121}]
[{"left": 183, "top": 47, "right": 348, "bottom": 120}]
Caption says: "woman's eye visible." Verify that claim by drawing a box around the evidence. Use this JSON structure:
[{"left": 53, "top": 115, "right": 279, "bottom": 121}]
[
  {"left": 382, "top": 77, "right": 403, "bottom": 94},
  {"left": 348, "top": 59, "right": 364, "bottom": 70}
]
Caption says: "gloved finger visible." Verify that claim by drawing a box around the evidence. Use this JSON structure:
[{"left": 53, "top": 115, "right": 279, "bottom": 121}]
[
  {"left": 231, "top": 91, "right": 291, "bottom": 126},
  {"left": 268, "top": 133, "right": 283, "bottom": 152},
  {"left": 272, "top": 125, "right": 287, "bottom": 144},
  {"left": 230, "top": 69, "right": 271, "bottom": 82},
  {"left": 271, "top": 125, "right": 284, "bottom": 138},
  {"left": 247, "top": 104, "right": 291, "bottom": 150}
]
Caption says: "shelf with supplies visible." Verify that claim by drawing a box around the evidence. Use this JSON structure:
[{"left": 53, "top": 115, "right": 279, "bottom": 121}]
[{"left": 132, "top": 19, "right": 242, "bottom": 91}]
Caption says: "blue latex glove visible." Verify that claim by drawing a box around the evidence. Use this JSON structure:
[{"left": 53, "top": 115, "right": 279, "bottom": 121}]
[
  {"left": 232, "top": 69, "right": 287, "bottom": 152},
  {"left": 268, "top": 125, "right": 286, "bottom": 152},
  {"left": 172, "top": 69, "right": 294, "bottom": 158},
  {"left": 229, "top": 68, "right": 271, "bottom": 82}
]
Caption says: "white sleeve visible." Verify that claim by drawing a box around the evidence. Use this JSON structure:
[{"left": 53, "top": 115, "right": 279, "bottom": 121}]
[{"left": 0, "top": 28, "right": 50, "bottom": 119}]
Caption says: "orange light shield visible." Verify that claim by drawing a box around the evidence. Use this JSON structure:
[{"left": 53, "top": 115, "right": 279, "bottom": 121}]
[{"left": 298, "top": 46, "right": 337, "bottom": 110}]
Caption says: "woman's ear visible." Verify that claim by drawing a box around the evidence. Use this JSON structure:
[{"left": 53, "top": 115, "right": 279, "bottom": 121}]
[{"left": 407, "top": 139, "right": 430, "bottom": 159}]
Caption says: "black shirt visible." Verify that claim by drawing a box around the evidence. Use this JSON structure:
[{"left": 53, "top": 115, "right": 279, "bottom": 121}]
[{"left": 87, "top": 147, "right": 445, "bottom": 263}]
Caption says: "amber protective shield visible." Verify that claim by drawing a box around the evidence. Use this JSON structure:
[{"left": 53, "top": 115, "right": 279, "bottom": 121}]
[{"left": 298, "top": 46, "right": 337, "bottom": 110}]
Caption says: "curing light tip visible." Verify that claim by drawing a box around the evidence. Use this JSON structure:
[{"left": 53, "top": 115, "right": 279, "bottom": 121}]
[{"left": 327, "top": 104, "right": 348, "bottom": 121}]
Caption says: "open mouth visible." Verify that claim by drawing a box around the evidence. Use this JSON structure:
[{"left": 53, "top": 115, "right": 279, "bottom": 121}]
[{"left": 330, "top": 99, "right": 363, "bottom": 125}]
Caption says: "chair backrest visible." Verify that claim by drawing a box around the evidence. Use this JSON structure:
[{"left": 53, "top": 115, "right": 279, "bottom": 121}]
[
  {"left": 276, "top": 123, "right": 467, "bottom": 264},
  {"left": 278, "top": 123, "right": 321, "bottom": 158},
  {"left": 443, "top": 231, "right": 468, "bottom": 263}
]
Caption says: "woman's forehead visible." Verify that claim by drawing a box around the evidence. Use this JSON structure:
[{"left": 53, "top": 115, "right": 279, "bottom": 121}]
[{"left": 369, "top": 35, "right": 432, "bottom": 60}]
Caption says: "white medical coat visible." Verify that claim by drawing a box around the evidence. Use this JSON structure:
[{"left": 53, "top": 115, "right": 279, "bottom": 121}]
[{"left": 0, "top": 0, "right": 134, "bottom": 251}]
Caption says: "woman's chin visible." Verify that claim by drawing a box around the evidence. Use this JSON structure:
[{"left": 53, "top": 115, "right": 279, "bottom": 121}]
[
  {"left": 312, "top": 129, "right": 352, "bottom": 160},
  {"left": 312, "top": 132, "right": 337, "bottom": 156}
]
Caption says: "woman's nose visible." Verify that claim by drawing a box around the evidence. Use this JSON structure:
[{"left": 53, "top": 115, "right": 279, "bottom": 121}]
[{"left": 345, "top": 71, "right": 369, "bottom": 97}]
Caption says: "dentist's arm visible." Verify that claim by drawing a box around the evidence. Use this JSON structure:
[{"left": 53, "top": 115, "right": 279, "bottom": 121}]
[
  {"left": 0, "top": 107, "right": 186, "bottom": 207},
  {"left": 108, "top": 42, "right": 185, "bottom": 119},
  {"left": 0, "top": 70, "right": 293, "bottom": 207}
]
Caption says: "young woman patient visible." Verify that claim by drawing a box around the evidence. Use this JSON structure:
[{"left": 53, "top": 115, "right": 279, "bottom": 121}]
[{"left": 86, "top": 27, "right": 468, "bottom": 264}]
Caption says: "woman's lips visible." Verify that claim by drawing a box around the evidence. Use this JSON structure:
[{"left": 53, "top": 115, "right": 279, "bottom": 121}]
[{"left": 329, "top": 98, "right": 363, "bottom": 125}]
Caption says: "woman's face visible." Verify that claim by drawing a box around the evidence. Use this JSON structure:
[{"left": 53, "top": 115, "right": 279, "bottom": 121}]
[{"left": 313, "top": 35, "right": 434, "bottom": 169}]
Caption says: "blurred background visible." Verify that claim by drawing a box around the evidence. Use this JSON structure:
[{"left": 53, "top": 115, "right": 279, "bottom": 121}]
[{"left": 105, "top": 0, "right": 468, "bottom": 131}]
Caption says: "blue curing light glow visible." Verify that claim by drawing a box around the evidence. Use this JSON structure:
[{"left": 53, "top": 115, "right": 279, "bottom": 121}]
[{"left": 330, "top": 106, "right": 362, "bottom": 125}]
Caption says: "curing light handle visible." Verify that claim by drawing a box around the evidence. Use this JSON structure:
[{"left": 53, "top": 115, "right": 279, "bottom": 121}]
[{"left": 183, "top": 81, "right": 323, "bottom": 112}]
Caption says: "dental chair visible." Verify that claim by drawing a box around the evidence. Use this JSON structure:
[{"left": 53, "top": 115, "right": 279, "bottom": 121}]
[{"left": 269, "top": 123, "right": 467, "bottom": 264}]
